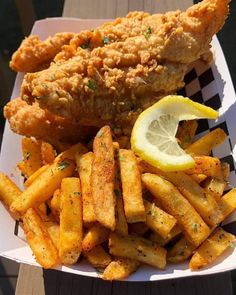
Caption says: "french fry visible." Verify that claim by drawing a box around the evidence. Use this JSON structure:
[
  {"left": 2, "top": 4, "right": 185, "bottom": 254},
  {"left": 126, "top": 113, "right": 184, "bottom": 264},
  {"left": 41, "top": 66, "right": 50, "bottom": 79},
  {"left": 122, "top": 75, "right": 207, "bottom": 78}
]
[
  {"left": 21, "top": 137, "right": 42, "bottom": 177},
  {"left": 11, "top": 159, "right": 75, "bottom": 214},
  {"left": 41, "top": 142, "right": 55, "bottom": 164},
  {"left": 150, "top": 225, "right": 182, "bottom": 246},
  {"left": 48, "top": 189, "right": 61, "bottom": 222},
  {"left": 83, "top": 245, "right": 112, "bottom": 268},
  {"left": 222, "top": 162, "right": 230, "bottom": 182},
  {"left": 177, "top": 120, "right": 198, "bottom": 149},
  {"left": 55, "top": 143, "right": 88, "bottom": 162},
  {"left": 24, "top": 164, "right": 49, "bottom": 187},
  {"left": 102, "top": 258, "right": 139, "bottom": 280},
  {"left": 115, "top": 197, "right": 128, "bottom": 235},
  {"left": 59, "top": 177, "right": 83, "bottom": 264},
  {"left": 160, "top": 171, "right": 222, "bottom": 226},
  {"left": 129, "top": 222, "right": 149, "bottom": 236},
  {"left": 219, "top": 189, "right": 236, "bottom": 221},
  {"left": 82, "top": 223, "right": 110, "bottom": 252},
  {"left": 142, "top": 174, "right": 210, "bottom": 246},
  {"left": 167, "top": 236, "right": 196, "bottom": 263},
  {"left": 0, "top": 172, "right": 21, "bottom": 207},
  {"left": 76, "top": 152, "right": 96, "bottom": 226},
  {"left": 91, "top": 126, "right": 116, "bottom": 230},
  {"left": 113, "top": 142, "right": 128, "bottom": 235},
  {"left": 204, "top": 177, "right": 226, "bottom": 202},
  {"left": 190, "top": 174, "right": 207, "bottom": 184},
  {"left": 119, "top": 149, "right": 145, "bottom": 223},
  {"left": 45, "top": 221, "right": 60, "bottom": 250},
  {"left": 185, "top": 128, "right": 227, "bottom": 156},
  {"left": 186, "top": 156, "right": 222, "bottom": 178},
  {"left": 109, "top": 233, "right": 166, "bottom": 269},
  {"left": 144, "top": 200, "right": 176, "bottom": 238},
  {"left": 189, "top": 228, "right": 235, "bottom": 270},
  {"left": 23, "top": 208, "right": 59, "bottom": 268}
]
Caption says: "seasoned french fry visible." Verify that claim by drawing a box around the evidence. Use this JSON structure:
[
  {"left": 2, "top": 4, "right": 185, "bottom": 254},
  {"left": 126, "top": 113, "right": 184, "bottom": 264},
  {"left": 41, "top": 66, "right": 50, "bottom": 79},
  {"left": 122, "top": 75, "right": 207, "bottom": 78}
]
[
  {"left": 41, "top": 142, "right": 55, "bottom": 164},
  {"left": 102, "top": 258, "right": 139, "bottom": 280},
  {"left": 119, "top": 149, "right": 145, "bottom": 223},
  {"left": 150, "top": 225, "right": 182, "bottom": 246},
  {"left": 222, "top": 162, "right": 230, "bottom": 182},
  {"left": 11, "top": 159, "right": 75, "bottom": 214},
  {"left": 129, "top": 222, "right": 149, "bottom": 236},
  {"left": 144, "top": 200, "right": 176, "bottom": 238},
  {"left": 48, "top": 189, "right": 61, "bottom": 222},
  {"left": 219, "top": 189, "right": 236, "bottom": 221},
  {"left": 167, "top": 236, "right": 196, "bottom": 263},
  {"left": 186, "top": 156, "right": 222, "bottom": 178},
  {"left": 24, "top": 164, "right": 49, "bottom": 187},
  {"left": 189, "top": 228, "right": 235, "bottom": 270},
  {"left": 177, "top": 120, "right": 198, "bottom": 149},
  {"left": 109, "top": 233, "right": 166, "bottom": 269},
  {"left": 185, "top": 128, "right": 227, "bottom": 156},
  {"left": 115, "top": 197, "right": 128, "bottom": 236},
  {"left": 113, "top": 142, "right": 128, "bottom": 235},
  {"left": 0, "top": 172, "right": 21, "bottom": 207},
  {"left": 142, "top": 174, "right": 210, "bottom": 246},
  {"left": 91, "top": 126, "right": 116, "bottom": 230},
  {"left": 76, "top": 152, "right": 96, "bottom": 226},
  {"left": 45, "top": 221, "right": 60, "bottom": 250},
  {"left": 21, "top": 137, "right": 42, "bottom": 177},
  {"left": 23, "top": 208, "right": 59, "bottom": 268},
  {"left": 55, "top": 143, "right": 88, "bottom": 162},
  {"left": 59, "top": 177, "right": 83, "bottom": 264},
  {"left": 160, "top": 171, "right": 222, "bottom": 226},
  {"left": 204, "top": 177, "right": 226, "bottom": 202},
  {"left": 83, "top": 245, "right": 112, "bottom": 268},
  {"left": 191, "top": 174, "right": 207, "bottom": 184},
  {"left": 82, "top": 223, "right": 110, "bottom": 252}
]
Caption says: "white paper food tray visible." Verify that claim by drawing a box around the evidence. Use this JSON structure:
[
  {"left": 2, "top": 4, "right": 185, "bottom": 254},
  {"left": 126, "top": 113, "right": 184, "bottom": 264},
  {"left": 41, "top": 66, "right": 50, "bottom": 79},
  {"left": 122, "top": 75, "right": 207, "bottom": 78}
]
[{"left": 0, "top": 18, "right": 236, "bottom": 281}]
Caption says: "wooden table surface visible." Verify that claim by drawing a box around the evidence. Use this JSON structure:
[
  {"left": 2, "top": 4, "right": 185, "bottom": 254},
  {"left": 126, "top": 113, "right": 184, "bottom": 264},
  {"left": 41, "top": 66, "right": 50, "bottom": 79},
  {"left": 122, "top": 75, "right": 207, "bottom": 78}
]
[{"left": 15, "top": 0, "right": 234, "bottom": 294}]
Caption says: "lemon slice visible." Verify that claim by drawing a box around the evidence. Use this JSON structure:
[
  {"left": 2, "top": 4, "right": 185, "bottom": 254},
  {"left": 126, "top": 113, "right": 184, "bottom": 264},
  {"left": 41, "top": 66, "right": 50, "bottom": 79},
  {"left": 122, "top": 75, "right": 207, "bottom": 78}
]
[{"left": 131, "top": 95, "right": 218, "bottom": 171}]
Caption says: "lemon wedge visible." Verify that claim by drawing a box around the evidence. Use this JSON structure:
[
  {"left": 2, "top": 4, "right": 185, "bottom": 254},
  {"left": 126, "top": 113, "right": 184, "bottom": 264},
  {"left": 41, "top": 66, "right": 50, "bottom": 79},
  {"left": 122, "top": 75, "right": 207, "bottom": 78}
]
[{"left": 131, "top": 95, "right": 218, "bottom": 171}]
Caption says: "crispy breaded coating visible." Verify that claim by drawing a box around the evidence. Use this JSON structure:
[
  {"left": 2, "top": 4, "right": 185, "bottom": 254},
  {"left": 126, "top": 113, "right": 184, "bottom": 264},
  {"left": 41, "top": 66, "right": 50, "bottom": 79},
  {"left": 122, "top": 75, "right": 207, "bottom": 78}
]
[
  {"left": 21, "top": 0, "right": 228, "bottom": 131},
  {"left": 10, "top": 32, "right": 74, "bottom": 72},
  {"left": 4, "top": 98, "right": 96, "bottom": 144}
]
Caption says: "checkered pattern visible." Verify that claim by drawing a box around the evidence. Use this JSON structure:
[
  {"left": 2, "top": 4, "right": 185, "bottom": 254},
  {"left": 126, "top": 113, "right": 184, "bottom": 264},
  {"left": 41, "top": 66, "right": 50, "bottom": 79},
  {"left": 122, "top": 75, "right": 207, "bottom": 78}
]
[
  {"left": 177, "top": 60, "right": 236, "bottom": 234},
  {"left": 178, "top": 60, "right": 236, "bottom": 182}
]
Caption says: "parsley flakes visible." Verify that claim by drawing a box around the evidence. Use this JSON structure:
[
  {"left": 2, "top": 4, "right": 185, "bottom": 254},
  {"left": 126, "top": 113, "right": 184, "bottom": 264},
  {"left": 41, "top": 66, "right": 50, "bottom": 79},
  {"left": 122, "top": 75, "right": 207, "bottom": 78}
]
[
  {"left": 191, "top": 223, "right": 198, "bottom": 232},
  {"left": 144, "top": 26, "right": 152, "bottom": 40},
  {"left": 58, "top": 161, "right": 69, "bottom": 170},
  {"left": 88, "top": 79, "right": 96, "bottom": 91},
  {"left": 102, "top": 36, "right": 110, "bottom": 45}
]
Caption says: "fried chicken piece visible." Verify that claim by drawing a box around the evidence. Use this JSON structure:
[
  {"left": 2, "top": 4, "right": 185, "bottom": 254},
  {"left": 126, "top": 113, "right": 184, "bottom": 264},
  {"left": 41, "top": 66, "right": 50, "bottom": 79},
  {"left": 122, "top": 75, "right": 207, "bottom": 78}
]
[
  {"left": 10, "top": 33, "right": 74, "bottom": 72},
  {"left": 4, "top": 98, "right": 97, "bottom": 145},
  {"left": 21, "top": 0, "right": 228, "bottom": 132}
]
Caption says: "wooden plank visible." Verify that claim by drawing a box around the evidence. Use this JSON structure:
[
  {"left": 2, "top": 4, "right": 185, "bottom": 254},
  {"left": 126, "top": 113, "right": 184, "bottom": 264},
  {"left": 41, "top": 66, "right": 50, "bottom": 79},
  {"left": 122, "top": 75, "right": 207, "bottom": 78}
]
[
  {"left": 15, "top": 264, "right": 45, "bottom": 295},
  {"left": 15, "top": 0, "right": 233, "bottom": 294},
  {"left": 63, "top": 0, "right": 193, "bottom": 18}
]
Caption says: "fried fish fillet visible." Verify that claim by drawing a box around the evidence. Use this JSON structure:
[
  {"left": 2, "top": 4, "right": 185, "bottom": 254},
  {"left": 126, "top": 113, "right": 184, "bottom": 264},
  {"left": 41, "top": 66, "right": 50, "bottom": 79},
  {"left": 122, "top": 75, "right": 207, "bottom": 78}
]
[
  {"left": 10, "top": 33, "right": 75, "bottom": 72},
  {"left": 21, "top": 0, "right": 228, "bottom": 131},
  {"left": 4, "top": 98, "right": 96, "bottom": 145}
]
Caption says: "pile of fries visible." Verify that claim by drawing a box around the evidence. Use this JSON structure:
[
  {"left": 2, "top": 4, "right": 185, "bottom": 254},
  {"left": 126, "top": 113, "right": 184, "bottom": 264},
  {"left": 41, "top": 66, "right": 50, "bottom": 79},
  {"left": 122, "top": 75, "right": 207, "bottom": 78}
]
[{"left": 0, "top": 122, "right": 236, "bottom": 280}]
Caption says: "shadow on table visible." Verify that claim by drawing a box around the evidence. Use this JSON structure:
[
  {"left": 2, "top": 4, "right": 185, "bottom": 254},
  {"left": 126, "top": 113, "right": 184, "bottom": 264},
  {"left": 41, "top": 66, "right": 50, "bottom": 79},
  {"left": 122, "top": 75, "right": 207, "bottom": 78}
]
[{"left": 43, "top": 269, "right": 233, "bottom": 295}]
